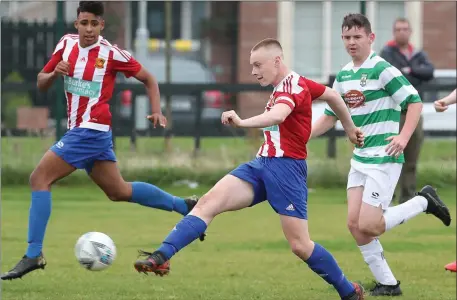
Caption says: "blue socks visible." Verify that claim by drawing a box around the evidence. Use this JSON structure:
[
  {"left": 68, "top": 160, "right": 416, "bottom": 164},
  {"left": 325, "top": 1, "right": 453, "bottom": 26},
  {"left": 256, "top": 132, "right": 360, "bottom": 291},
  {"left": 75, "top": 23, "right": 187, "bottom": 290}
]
[
  {"left": 157, "top": 215, "right": 207, "bottom": 260},
  {"left": 151, "top": 217, "right": 354, "bottom": 298},
  {"left": 130, "top": 182, "right": 189, "bottom": 216},
  {"left": 305, "top": 243, "right": 355, "bottom": 298},
  {"left": 25, "top": 183, "right": 189, "bottom": 259},
  {"left": 26, "top": 191, "right": 52, "bottom": 258}
]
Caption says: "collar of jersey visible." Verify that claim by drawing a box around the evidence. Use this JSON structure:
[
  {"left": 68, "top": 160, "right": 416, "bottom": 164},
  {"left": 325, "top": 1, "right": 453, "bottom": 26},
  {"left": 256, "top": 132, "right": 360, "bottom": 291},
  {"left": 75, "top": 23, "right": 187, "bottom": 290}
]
[
  {"left": 349, "top": 50, "right": 376, "bottom": 70},
  {"left": 273, "top": 71, "right": 295, "bottom": 92},
  {"left": 78, "top": 36, "right": 102, "bottom": 51}
]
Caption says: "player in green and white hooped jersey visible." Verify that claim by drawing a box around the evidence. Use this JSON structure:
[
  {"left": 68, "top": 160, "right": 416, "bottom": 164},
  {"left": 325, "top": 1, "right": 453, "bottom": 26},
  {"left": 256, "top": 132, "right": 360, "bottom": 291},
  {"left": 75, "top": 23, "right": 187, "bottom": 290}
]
[{"left": 311, "top": 14, "right": 451, "bottom": 297}]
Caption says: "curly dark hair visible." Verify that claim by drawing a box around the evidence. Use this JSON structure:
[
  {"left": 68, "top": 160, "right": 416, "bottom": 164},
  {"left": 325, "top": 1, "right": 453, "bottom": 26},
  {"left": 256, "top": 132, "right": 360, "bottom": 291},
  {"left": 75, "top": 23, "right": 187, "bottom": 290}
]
[
  {"left": 77, "top": 1, "right": 104, "bottom": 17},
  {"left": 342, "top": 13, "right": 372, "bottom": 34}
]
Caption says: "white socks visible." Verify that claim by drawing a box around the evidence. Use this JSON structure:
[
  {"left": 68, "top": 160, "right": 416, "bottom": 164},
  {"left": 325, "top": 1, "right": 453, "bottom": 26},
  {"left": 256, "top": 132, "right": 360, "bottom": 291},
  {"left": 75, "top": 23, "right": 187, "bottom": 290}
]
[
  {"left": 359, "top": 238, "right": 397, "bottom": 285},
  {"left": 356, "top": 196, "right": 428, "bottom": 285},
  {"left": 383, "top": 196, "right": 428, "bottom": 232}
]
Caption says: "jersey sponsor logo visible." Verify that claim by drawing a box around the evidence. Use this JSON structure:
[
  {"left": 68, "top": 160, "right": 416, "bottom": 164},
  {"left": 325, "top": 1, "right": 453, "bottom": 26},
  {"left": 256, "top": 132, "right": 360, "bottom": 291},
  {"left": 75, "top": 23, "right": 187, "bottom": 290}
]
[
  {"left": 95, "top": 57, "right": 106, "bottom": 69},
  {"left": 64, "top": 76, "right": 101, "bottom": 98},
  {"left": 263, "top": 125, "right": 279, "bottom": 132},
  {"left": 344, "top": 89, "right": 366, "bottom": 108},
  {"left": 360, "top": 73, "right": 368, "bottom": 87}
]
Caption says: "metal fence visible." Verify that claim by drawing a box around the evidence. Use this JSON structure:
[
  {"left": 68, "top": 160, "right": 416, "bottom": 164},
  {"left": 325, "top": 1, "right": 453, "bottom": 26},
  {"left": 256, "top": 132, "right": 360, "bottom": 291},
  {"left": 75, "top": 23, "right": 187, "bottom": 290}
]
[{"left": 2, "top": 79, "right": 455, "bottom": 158}]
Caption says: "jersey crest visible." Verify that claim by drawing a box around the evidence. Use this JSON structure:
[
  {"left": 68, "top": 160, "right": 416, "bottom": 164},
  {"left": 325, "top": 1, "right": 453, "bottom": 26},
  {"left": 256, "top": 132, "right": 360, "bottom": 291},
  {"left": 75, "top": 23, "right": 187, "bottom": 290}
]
[{"left": 95, "top": 57, "right": 106, "bottom": 69}]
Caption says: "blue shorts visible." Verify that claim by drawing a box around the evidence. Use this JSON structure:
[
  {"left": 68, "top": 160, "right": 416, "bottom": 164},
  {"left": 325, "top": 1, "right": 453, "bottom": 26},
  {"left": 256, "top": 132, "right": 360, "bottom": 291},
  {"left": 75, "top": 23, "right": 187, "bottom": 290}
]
[
  {"left": 230, "top": 157, "right": 308, "bottom": 219},
  {"left": 50, "top": 127, "right": 116, "bottom": 174}
]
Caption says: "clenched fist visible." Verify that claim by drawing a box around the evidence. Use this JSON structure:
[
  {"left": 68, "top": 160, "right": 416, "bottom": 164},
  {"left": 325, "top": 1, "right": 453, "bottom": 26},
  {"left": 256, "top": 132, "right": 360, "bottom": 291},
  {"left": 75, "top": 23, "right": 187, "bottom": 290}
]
[
  {"left": 54, "top": 61, "right": 70, "bottom": 76},
  {"left": 221, "top": 110, "right": 243, "bottom": 127}
]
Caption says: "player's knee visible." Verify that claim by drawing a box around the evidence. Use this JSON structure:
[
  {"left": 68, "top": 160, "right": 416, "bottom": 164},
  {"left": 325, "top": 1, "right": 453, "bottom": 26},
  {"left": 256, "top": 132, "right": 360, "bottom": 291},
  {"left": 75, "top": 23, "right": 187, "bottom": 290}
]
[
  {"left": 347, "top": 218, "right": 359, "bottom": 234},
  {"left": 29, "top": 169, "right": 50, "bottom": 190},
  {"left": 194, "top": 192, "right": 212, "bottom": 208},
  {"left": 103, "top": 182, "right": 131, "bottom": 202},
  {"left": 358, "top": 220, "right": 383, "bottom": 236},
  {"left": 106, "top": 191, "right": 130, "bottom": 202},
  {"left": 289, "top": 239, "right": 314, "bottom": 260},
  {"left": 191, "top": 192, "right": 219, "bottom": 219},
  {"left": 106, "top": 187, "right": 130, "bottom": 202}
]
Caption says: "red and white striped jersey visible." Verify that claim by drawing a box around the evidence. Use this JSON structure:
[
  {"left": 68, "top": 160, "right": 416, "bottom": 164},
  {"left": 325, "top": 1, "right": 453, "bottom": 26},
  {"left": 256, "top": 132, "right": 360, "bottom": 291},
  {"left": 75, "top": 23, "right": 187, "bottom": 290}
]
[
  {"left": 43, "top": 34, "right": 142, "bottom": 132},
  {"left": 257, "top": 71, "right": 326, "bottom": 160}
]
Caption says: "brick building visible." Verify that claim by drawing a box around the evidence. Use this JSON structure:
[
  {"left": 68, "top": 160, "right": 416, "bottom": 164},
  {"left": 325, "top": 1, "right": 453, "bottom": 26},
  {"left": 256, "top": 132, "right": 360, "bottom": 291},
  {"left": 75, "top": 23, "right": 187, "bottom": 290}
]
[{"left": 422, "top": 1, "right": 456, "bottom": 69}]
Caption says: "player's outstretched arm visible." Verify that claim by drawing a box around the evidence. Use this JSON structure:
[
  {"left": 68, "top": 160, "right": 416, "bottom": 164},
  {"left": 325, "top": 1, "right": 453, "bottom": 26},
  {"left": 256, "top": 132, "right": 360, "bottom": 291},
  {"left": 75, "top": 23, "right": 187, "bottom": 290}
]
[
  {"left": 133, "top": 67, "right": 167, "bottom": 128},
  {"left": 221, "top": 104, "right": 292, "bottom": 129},
  {"left": 434, "top": 89, "right": 457, "bottom": 112},
  {"left": 318, "top": 87, "right": 364, "bottom": 147},
  {"left": 311, "top": 114, "right": 337, "bottom": 138},
  {"left": 319, "top": 87, "right": 355, "bottom": 131}
]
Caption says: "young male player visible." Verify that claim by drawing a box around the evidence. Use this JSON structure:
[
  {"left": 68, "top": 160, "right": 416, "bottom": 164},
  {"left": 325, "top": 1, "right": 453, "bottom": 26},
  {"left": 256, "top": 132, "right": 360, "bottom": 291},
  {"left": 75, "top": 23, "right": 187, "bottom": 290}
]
[
  {"left": 133, "top": 38, "right": 366, "bottom": 300},
  {"left": 1, "top": 1, "right": 203, "bottom": 281},
  {"left": 434, "top": 88, "right": 457, "bottom": 273},
  {"left": 311, "top": 13, "right": 451, "bottom": 296}
]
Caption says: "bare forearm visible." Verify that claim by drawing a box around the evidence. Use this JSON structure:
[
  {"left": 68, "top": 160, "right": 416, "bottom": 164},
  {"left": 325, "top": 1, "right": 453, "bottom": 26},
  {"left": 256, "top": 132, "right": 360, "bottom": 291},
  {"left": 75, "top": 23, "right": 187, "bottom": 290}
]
[
  {"left": 325, "top": 96, "right": 355, "bottom": 132},
  {"left": 144, "top": 76, "right": 162, "bottom": 114},
  {"left": 311, "top": 115, "right": 337, "bottom": 138},
  {"left": 400, "top": 102, "right": 423, "bottom": 141},
  {"left": 240, "top": 112, "right": 283, "bottom": 128},
  {"left": 443, "top": 89, "right": 457, "bottom": 106},
  {"left": 37, "top": 71, "right": 58, "bottom": 91}
]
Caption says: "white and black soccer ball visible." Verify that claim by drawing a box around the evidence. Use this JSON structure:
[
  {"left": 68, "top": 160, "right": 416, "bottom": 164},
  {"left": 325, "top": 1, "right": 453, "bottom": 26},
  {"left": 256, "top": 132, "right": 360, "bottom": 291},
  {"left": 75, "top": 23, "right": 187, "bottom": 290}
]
[{"left": 74, "top": 232, "right": 117, "bottom": 271}]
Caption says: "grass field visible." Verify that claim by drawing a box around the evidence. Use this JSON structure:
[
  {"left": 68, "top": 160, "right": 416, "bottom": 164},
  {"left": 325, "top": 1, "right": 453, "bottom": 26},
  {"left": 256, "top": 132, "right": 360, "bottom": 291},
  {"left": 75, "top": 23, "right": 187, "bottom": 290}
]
[
  {"left": 1, "top": 185, "right": 456, "bottom": 300},
  {"left": 2, "top": 136, "right": 456, "bottom": 170}
]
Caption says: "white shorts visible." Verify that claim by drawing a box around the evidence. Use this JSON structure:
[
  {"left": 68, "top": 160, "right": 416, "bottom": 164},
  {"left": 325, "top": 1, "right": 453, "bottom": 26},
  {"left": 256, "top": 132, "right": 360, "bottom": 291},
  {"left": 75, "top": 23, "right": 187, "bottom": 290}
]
[{"left": 347, "top": 159, "right": 403, "bottom": 209}]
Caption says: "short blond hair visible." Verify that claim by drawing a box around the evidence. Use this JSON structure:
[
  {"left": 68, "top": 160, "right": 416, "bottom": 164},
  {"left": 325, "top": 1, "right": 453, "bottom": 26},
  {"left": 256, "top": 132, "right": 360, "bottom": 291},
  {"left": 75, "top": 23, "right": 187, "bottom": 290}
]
[{"left": 251, "top": 38, "right": 283, "bottom": 52}]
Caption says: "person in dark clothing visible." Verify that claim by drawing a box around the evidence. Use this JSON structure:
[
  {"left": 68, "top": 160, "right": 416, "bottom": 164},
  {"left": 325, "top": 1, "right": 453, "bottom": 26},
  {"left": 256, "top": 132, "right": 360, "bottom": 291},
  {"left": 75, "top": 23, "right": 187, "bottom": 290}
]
[{"left": 380, "top": 17, "right": 435, "bottom": 204}]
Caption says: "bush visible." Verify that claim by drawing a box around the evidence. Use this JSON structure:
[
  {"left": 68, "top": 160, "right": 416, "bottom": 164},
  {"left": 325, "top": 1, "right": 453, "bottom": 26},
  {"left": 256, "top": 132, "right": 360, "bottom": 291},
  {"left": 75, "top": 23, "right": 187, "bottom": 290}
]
[
  {"left": 2, "top": 161, "right": 455, "bottom": 189},
  {"left": 1, "top": 72, "right": 33, "bottom": 129}
]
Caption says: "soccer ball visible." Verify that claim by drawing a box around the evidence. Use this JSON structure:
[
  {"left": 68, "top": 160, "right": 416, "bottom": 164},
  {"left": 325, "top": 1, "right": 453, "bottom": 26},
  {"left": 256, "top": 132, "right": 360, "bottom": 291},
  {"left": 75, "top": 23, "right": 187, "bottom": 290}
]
[{"left": 74, "top": 232, "right": 117, "bottom": 271}]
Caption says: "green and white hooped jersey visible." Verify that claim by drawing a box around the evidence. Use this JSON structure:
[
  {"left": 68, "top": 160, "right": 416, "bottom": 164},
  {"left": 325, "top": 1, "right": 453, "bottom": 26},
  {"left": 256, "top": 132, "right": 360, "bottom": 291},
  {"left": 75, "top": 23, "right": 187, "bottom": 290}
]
[{"left": 325, "top": 51, "right": 422, "bottom": 164}]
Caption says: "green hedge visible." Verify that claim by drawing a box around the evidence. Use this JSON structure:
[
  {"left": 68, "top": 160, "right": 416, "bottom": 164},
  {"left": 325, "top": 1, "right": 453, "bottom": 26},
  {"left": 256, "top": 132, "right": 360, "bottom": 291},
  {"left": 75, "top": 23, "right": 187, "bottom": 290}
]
[{"left": 2, "top": 160, "right": 455, "bottom": 189}]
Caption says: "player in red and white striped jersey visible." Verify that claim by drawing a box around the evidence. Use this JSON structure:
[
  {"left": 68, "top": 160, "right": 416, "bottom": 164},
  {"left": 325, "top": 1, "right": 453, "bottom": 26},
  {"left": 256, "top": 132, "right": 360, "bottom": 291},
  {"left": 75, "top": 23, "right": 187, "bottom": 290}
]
[
  {"left": 255, "top": 72, "right": 329, "bottom": 159},
  {"left": 1, "top": 1, "right": 203, "bottom": 281},
  {"left": 133, "top": 38, "right": 365, "bottom": 300},
  {"left": 42, "top": 32, "right": 144, "bottom": 131}
]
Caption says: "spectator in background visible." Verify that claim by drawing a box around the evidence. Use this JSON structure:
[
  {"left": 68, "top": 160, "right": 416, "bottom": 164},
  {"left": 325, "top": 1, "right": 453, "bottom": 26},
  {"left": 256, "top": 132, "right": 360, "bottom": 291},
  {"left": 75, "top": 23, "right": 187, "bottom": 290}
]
[{"left": 380, "top": 17, "right": 435, "bottom": 204}]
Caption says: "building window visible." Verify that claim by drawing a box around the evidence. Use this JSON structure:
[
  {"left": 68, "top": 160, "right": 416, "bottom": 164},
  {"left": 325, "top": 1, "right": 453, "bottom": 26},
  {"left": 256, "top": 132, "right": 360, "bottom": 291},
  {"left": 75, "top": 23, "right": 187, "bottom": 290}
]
[
  {"left": 292, "top": 1, "right": 405, "bottom": 80},
  {"left": 374, "top": 1, "right": 406, "bottom": 52},
  {"left": 0, "top": 2, "right": 11, "bottom": 18},
  {"left": 191, "top": 1, "right": 208, "bottom": 40},
  {"left": 131, "top": 1, "right": 181, "bottom": 40},
  {"left": 130, "top": 1, "right": 209, "bottom": 41},
  {"left": 293, "top": 1, "right": 323, "bottom": 79},
  {"left": 330, "top": 1, "right": 360, "bottom": 74}
]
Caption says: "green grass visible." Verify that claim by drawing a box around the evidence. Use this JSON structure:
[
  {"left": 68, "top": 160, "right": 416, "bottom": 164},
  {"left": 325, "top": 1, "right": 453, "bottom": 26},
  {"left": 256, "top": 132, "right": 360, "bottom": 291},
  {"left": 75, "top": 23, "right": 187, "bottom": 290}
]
[
  {"left": 2, "top": 136, "right": 456, "bottom": 170},
  {"left": 3, "top": 136, "right": 455, "bottom": 187},
  {"left": 1, "top": 185, "right": 456, "bottom": 300}
]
